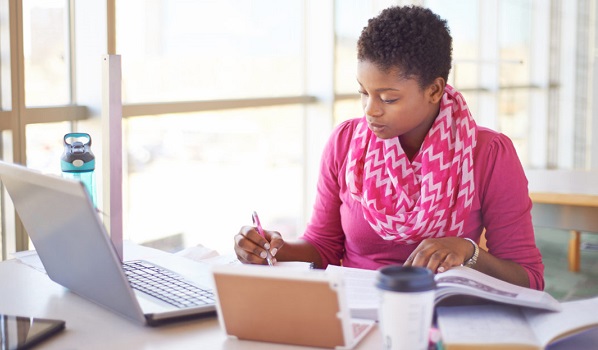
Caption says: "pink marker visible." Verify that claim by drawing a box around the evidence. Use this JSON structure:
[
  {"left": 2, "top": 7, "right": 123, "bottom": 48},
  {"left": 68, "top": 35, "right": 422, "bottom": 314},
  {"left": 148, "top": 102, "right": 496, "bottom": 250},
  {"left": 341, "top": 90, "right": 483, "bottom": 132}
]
[{"left": 252, "top": 211, "right": 274, "bottom": 266}]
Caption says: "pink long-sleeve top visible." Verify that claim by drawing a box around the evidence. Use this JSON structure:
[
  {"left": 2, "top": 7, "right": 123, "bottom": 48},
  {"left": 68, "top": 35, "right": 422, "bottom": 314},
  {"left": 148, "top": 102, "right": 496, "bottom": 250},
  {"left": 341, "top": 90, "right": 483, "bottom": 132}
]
[{"left": 301, "top": 118, "right": 545, "bottom": 290}]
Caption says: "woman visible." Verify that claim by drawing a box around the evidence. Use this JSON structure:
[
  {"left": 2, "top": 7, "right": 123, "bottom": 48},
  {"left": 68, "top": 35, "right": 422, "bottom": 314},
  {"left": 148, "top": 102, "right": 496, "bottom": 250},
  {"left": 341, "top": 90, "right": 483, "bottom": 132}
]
[{"left": 234, "top": 5, "right": 544, "bottom": 290}]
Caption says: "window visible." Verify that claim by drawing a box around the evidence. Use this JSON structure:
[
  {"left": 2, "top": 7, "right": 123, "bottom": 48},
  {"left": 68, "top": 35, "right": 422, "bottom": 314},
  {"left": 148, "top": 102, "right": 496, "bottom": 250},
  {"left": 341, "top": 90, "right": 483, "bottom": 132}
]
[
  {"left": 23, "top": 0, "right": 70, "bottom": 106},
  {"left": 124, "top": 107, "right": 304, "bottom": 253},
  {"left": 116, "top": 0, "right": 307, "bottom": 253},
  {"left": 2, "top": 0, "right": 597, "bottom": 259},
  {"left": 117, "top": 0, "right": 303, "bottom": 104}
]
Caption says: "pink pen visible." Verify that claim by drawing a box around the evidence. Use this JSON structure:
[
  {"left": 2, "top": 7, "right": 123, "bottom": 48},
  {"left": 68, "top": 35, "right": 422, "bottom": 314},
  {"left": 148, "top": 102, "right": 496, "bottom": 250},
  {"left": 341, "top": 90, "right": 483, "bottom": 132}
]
[{"left": 252, "top": 211, "right": 274, "bottom": 266}]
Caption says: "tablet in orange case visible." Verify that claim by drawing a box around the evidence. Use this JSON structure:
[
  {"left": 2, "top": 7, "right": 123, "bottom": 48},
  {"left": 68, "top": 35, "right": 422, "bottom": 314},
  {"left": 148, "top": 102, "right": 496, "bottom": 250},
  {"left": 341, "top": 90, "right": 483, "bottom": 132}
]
[{"left": 212, "top": 264, "right": 374, "bottom": 349}]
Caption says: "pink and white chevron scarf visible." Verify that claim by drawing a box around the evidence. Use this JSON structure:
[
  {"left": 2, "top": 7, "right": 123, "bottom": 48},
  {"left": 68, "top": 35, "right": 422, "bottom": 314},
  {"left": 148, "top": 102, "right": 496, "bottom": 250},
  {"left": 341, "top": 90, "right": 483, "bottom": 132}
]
[{"left": 346, "top": 84, "right": 477, "bottom": 244}]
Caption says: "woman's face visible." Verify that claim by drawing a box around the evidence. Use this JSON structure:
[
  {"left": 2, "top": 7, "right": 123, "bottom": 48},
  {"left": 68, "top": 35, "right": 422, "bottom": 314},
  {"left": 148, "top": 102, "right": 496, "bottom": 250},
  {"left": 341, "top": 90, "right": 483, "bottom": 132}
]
[{"left": 356, "top": 60, "right": 441, "bottom": 142}]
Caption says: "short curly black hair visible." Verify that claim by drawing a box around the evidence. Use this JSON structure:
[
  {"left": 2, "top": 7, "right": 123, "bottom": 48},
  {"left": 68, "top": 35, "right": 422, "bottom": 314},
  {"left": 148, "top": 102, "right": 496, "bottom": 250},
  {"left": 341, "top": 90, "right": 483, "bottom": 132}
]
[{"left": 357, "top": 5, "right": 452, "bottom": 89}]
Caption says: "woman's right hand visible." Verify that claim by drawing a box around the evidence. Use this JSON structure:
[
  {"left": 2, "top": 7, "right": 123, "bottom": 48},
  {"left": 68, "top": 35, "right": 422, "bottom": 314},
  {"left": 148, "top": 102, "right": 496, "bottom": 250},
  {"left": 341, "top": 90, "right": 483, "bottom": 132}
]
[{"left": 234, "top": 225, "right": 285, "bottom": 265}]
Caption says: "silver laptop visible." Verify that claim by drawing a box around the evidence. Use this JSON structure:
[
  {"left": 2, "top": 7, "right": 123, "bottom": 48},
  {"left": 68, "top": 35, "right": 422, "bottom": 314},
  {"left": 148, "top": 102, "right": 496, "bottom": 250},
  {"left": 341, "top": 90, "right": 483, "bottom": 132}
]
[{"left": 0, "top": 160, "right": 216, "bottom": 326}]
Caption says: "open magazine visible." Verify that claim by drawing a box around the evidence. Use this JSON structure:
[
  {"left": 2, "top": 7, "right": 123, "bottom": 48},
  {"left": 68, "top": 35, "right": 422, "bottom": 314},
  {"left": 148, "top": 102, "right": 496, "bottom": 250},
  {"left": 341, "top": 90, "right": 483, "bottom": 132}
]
[
  {"left": 325, "top": 265, "right": 562, "bottom": 321},
  {"left": 437, "top": 298, "right": 598, "bottom": 349}
]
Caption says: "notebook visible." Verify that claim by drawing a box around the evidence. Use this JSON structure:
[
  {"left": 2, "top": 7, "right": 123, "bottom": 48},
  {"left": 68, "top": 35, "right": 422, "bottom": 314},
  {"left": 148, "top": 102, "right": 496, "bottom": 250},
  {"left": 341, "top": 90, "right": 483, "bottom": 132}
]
[
  {"left": 212, "top": 264, "right": 375, "bottom": 349},
  {"left": 0, "top": 160, "right": 216, "bottom": 326}
]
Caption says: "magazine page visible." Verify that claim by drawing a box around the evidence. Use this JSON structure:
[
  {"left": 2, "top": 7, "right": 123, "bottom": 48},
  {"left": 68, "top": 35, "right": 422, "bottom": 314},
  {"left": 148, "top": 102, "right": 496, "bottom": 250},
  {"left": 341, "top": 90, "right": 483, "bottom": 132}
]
[
  {"left": 325, "top": 265, "right": 380, "bottom": 320},
  {"left": 324, "top": 264, "right": 563, "bottom": 321},
  {"left": 438, "top": 298, "right": 598, "bottom": 349},
  {"left": 434, "top": 266, "right": 561, "bottom": 311},
  {"left": 523, "top": 297, "right": 598, "bottom": 347},
  {"left": 436, "top": 304, "right": 541, "bottom": 349}
]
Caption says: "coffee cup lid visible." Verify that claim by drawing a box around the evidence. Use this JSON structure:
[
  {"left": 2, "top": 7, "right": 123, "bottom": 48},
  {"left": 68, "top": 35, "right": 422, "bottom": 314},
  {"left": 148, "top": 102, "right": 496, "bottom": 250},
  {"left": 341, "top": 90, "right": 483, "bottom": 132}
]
[{"left": 376, "top": 265, "right": 436, "bottom": 292}]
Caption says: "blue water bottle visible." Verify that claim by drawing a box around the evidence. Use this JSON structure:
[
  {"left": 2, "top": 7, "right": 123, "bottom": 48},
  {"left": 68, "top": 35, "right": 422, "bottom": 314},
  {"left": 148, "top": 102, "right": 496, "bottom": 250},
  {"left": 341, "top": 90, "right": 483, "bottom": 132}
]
[{"left": 61, "top": 133, "right": 97, "bottom": 207}]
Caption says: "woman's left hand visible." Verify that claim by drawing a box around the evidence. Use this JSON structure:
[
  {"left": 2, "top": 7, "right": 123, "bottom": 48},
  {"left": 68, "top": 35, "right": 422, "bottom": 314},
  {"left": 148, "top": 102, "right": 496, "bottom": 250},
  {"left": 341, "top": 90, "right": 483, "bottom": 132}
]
[{"left": 402, "top": 237, "right": 475, "bottom": 273}]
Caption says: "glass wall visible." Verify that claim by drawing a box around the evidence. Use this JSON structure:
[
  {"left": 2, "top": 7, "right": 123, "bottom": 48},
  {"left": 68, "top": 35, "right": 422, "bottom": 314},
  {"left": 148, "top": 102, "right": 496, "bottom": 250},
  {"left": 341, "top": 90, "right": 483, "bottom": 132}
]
[
  {"left": 497, "top": 0, "right": 533, "bottom": 165},
  {"left": 23, "top": 0, "right": 69, "bottom": 107},
  {"left": 124, "top": 106, "right": 304, "bottom": 254},
  {"left": 117, "top": 0, "right": 303, "bottom": 104},
  {"left": 0, "top": 0, "right": 11, "bottom": 110},
  {"left": 22, "top": 0, "right": 72, "bottom": 171},
  {"left": 3, "top": 0, "right": 597, "bottom": 258},
  {"left": 117, "top": 0, "right": 305, "bottom": 253}
]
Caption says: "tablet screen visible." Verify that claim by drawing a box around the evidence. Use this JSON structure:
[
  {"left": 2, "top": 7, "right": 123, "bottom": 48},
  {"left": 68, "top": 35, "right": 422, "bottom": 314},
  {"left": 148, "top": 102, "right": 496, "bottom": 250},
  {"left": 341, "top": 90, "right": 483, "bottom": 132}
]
[{"left": 0, "top": 315, "right": 65, "bottom": 350}]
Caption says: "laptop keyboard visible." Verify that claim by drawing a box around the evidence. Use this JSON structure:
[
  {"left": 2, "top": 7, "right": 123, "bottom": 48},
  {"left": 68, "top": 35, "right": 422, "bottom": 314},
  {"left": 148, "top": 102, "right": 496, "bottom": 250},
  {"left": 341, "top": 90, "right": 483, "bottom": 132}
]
[{"left": 123, "top": 260, "right": 215, "bottom": 309}]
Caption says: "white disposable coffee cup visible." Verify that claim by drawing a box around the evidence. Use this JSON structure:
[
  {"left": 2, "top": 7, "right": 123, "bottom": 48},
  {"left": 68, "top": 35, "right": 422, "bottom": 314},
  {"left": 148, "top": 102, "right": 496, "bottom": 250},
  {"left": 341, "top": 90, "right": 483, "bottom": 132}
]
[{"left": 376, "top": 265, "right": 436, "bottom": 350}]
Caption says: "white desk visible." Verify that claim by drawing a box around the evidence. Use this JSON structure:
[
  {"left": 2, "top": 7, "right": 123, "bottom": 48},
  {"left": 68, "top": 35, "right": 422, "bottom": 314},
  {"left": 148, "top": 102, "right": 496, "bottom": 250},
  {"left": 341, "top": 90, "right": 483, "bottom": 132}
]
[
  {"left": 2, "top": 246, "right": 597, "bottom": 349},
  {"left": 0, "top": 254, "right": 383, "bottom": 350}
]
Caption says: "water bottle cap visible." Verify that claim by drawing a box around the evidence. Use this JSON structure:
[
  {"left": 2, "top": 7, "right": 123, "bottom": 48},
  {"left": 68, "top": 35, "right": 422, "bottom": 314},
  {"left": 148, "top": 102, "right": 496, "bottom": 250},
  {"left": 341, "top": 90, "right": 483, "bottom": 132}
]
[{"left": 61, "top": 133, "right": 95, "bottom": 172}]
